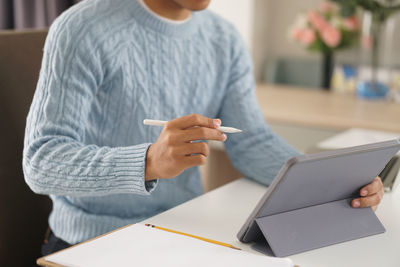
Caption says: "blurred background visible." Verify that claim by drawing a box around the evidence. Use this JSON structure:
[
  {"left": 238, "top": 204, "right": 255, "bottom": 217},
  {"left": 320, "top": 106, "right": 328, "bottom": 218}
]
[
  {"left": 211, "top": 0, "right": 400, "bottom": 94},
  {"left": 0, "top": 0, "right": 399, "bottom": 266},
  {"left": 2, "top": 0, "right": 400, "bottom": 94}
]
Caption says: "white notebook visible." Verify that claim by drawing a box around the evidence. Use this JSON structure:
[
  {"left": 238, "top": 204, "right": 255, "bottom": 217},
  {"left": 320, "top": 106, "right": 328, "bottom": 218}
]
[{"left": 43, "top": 224, "right": 293, "bottom": 267}]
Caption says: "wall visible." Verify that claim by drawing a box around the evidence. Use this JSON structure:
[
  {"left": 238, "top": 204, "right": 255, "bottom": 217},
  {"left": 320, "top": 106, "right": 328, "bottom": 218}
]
[
  {"left": 208, "top": 0, "right": 255, "bottom": 51},
  {"left": 252, "top": 0, "right": 270, "bottom": 82}
]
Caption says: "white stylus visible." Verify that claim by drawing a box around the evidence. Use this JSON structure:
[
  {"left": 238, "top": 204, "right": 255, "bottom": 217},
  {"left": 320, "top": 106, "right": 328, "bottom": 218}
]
[{"left": 143, "top": 119, "right": 242, "bottom": 133}]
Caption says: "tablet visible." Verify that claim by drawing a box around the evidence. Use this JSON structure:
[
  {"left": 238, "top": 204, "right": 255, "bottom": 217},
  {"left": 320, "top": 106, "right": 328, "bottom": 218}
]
[{"left": 237, "top": 139, "right": 400, "bottom": 256}]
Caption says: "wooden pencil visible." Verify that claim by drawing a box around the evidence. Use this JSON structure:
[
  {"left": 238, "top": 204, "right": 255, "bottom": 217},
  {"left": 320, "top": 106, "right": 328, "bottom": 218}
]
[{"left": 145, "top": 224, "right": 241, "bottom": 250}]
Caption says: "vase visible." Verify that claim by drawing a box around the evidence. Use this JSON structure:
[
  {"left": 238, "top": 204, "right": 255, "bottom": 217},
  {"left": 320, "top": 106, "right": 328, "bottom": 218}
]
[
  {"left": 322, "top": 52, "right": 334, "bottom": 90},
  {"left": 356, "top": 11, "right": 395, "bottom": 99}
]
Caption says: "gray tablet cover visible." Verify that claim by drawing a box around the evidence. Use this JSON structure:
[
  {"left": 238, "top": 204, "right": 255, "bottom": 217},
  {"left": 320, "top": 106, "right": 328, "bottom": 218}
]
[{"left": 237, "top": 139, "right": 400, "bottom": 257}]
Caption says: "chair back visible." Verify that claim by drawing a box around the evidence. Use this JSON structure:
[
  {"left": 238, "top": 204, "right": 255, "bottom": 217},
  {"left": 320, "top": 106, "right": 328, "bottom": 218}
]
[{"left": 0, "top": 29, "right": 51, "bottom": 267}]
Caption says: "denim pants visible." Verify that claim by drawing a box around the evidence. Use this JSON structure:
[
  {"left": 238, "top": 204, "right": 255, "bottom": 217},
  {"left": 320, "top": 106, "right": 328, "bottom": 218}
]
[{"left": 41, "top": 228, "right": 72, "bottom": 256}]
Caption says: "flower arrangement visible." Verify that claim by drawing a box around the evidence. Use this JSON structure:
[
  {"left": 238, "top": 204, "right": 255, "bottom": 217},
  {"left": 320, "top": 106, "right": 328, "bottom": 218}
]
[
  {"left": 289, "top": 1, "right": 360, "bottom": 53},
  {"left": 289, "top": 1, "right": 360, "bottom": 89}
]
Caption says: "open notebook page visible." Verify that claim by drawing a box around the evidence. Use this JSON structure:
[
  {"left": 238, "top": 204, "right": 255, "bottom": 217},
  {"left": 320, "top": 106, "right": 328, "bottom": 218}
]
[{"left": 45, "top": 224, "right": 293, "bottom": 267}]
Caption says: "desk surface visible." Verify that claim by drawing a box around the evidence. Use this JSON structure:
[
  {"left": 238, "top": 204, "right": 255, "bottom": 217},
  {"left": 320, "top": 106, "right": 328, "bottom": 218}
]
[
  {"left": 256, "top": 84, "right": 400, "bottom": 132},
  {"left": 144, "top": 178, "right": 400, "bottom": 267}
]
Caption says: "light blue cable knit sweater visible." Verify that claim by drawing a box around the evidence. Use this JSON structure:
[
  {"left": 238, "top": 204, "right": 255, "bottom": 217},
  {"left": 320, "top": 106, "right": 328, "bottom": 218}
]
[{"left": 23, "top": 0, "right": 299, "bottom": 244}]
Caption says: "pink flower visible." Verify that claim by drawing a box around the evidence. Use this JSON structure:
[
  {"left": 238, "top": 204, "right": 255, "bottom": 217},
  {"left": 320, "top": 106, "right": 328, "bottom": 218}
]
[
  {"left": 291, "top": 27, "right": 316, "bottom": 46},
  {"left": 319, "top": 1, "right": 335, "bottom": 14},
  {"left": 321, "top": 25, "right": 341, "bottom": 47},
  {"left": 307, "top": 10, "right": 329, "bottom": 31},
  {"left": 343, "top": 16, "right": 359, "bottom": 31},
  {"left": 300, "top": 28, "right": 316, "bottom": 46},
  {"left": 291, "top": 28, "right": 304, "bottom": 41}
]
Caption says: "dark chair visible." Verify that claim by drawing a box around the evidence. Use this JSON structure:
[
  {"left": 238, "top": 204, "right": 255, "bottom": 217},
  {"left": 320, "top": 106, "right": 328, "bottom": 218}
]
[{"left": 0, "top": 30, "right": 51, "bottom": 267}]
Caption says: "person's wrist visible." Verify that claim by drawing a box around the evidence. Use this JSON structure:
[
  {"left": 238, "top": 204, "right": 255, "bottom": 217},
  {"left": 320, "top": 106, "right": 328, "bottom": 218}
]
[{"left": 145, "top": 144, "right": 157, "bottom": 181}]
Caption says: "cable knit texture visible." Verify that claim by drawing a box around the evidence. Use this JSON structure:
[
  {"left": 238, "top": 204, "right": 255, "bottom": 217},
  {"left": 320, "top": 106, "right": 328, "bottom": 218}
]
[{"left": 23, "top": 0, "right": 299, "bottom": 244}]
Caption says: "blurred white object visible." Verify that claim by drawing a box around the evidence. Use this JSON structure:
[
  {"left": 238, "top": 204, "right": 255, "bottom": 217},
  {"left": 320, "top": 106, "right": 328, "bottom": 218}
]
[{"left": 318, "top": 128, "right": 399, "bottom": 150}]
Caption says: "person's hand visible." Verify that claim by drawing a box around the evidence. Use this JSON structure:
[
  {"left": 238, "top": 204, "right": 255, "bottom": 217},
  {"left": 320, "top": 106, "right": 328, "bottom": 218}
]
[
  {"left": 145, "top": 114, "right": 227, "bottom": 181},
  {"left": 351, "top": 177, "right": 384, "bottom": 211}
]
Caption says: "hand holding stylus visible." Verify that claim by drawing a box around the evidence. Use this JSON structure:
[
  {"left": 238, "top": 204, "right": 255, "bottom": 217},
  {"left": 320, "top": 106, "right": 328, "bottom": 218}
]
[{"left": 144, "top": 114, "right": 228, "bottom": 181}]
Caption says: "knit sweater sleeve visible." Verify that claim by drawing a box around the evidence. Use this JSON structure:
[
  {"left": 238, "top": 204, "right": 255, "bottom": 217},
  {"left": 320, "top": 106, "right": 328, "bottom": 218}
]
[
  {"left": 23, "top": 18, "right": 157, "bottom": 197},
  {"left": 218, "top": 28, "right": 301, "bottom": 186}
]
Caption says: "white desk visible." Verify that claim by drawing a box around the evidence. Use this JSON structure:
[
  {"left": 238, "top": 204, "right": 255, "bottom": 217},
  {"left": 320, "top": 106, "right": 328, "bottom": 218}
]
[{"left": 144, "top": 178, "right": 400, "bottom": 267}]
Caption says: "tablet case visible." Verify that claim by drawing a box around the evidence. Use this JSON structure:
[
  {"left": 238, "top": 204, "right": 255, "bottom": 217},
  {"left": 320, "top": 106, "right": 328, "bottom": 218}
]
[{"left": 237, "top": 139, "right": 400, "bottom": 257}]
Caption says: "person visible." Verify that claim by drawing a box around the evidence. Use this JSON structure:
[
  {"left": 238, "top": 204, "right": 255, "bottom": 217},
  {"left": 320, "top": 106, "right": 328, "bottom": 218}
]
[{"left": 23, "top": 0, "right": 384, "bottom": 255}]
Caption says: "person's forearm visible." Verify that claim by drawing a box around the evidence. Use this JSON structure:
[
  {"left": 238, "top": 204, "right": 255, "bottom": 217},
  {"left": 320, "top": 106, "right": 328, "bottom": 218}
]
[
  {"left": 23, "top": 135, "right": 155, "bottom": 197},
  {"left": 225, "top": 126, "right": 300, "bottom": 186}
]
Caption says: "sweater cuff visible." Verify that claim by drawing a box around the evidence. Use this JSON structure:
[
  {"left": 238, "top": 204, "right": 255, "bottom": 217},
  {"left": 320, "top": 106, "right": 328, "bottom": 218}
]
[{"left": 114, "top": 143, "right": 158, "bottom": 195}]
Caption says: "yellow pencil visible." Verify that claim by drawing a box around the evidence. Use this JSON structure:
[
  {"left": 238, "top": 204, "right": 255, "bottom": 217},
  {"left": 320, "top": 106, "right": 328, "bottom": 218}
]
[{"left": 145, "top": 224, "right": 241, "bottom": 250}]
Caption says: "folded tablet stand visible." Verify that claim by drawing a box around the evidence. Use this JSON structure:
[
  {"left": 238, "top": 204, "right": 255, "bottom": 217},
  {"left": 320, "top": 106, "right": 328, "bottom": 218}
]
[{"left": 251, "top": 198, "right": 385, "bottom": 257}]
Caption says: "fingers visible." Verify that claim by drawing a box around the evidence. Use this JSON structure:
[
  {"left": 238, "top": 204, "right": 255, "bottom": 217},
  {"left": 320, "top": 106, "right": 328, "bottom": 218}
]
[
  {"left": 176, "top": 143, "right": 211, "bottom": 169},
  {"left": 184, "top": 154, "right": 207, "bottom": 168},
  {"left": 180, "top": 127, "right": 227, "bottom": 142},
  {"left": 352, "top": 177, "right": 384, "bottom": 209},
  {"left": 359, "top": 177, "right": 383, "bottom": 197},
  {"left": 167, "top": 114, "right": 220, "bottom": 130},
  {"left": 176, "top": 142, "right": 210, "bottom": 157},
  {"left": 352, "top": 191, "right": 384, "bottom": 208}
]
